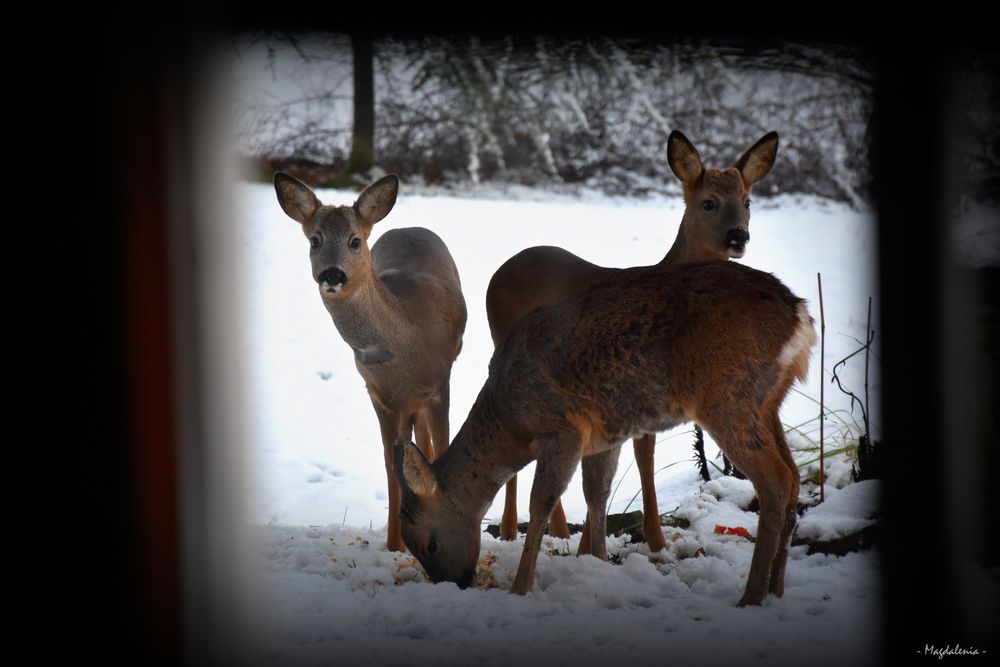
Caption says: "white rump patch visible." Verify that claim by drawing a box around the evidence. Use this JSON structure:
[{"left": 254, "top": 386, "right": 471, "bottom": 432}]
[{"left": 777, "top": 301, "right": 817, "bottom": 377}]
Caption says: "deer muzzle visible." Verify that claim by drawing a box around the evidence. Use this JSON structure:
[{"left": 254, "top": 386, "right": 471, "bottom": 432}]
[
  {"left": 455, "top": 569, "right": 476, "bottom": 590},
  {"left": 725, "top": 227, "right": 750, "bottom": 258},
  {"left": 318, "top": 267, "right": 348, "bottom": 294}
]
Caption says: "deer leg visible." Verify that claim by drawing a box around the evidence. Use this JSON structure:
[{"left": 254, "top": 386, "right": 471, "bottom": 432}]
[
  {"left": 373, "top": 403, "right": 406, "bottom": 552},
  {"left": 500, "top": 477, "right": 519, "bottom": 540},
  {"left": 414, "top": 410, "right": 434, "bottom": 462},
  {"left": 428, "top": 382, "right": 451, "bottom": 459},
  {"left": 511, "top": 436, "right": 580, "bottom": 595},
  {"left": 709, "top": 419, "right": 796, "bottom": 607},
  {"left": 547, "top": 500, "right": 571, "bottom": 539},
  {"left": 579, "top": 444, "right": 621, "bottom": 561},
  {"left": 767, "top": 412, "right": 800, "bottom": 598},
  {"left": 577, "top": 511, "right": 591, "bottom": 556},
  {"left": 382, "top": 451, "right": 405, "bottom": 553},
  {"left": 633, "top": 433, "right": 667, "bottom": 553}
]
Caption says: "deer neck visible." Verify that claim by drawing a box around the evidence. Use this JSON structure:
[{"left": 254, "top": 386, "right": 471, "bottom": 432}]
[
  {"left": 324, "top": 268, "right": 405, "bottom": 354},
  {"left": 659, "top": 214, "right": 693, "bottom": 265},
  {"left": 433, "top": 388, "right": 532, "bottom": 522}
]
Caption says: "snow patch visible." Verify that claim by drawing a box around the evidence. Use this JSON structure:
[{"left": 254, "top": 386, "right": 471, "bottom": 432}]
[
  {"left": 796, "top": 480, "right": 880, "bottom": 541},
  {"left": 701, "top": 476, "right": 757, "bottom": 510}
]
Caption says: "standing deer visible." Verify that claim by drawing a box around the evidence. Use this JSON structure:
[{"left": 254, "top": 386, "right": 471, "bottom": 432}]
[
  {"left": 273, "top": 173, "right": 467, "bottom": 552},
  {"left": 487, "top": 131, "right": 779, "bottom": 552},
  {"left": 395, "top": 260, "right": 815, "bottom": 606}
]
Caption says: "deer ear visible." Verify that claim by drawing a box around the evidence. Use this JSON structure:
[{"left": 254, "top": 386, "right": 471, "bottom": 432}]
[
  {"left": 667, "top": 130, "right": 704, "bottom": 185},
  {"left": 354, "top": 174, "right": 399, "bottom": 227},
  {"left": 393, "top": 439, "right": 438, "bottom": 498},
  {"left": 274, "top": 172, "right": 321, "bottom": 225},
  {"left": 734, "top": 132, "right": 779, "bottom": 189}
]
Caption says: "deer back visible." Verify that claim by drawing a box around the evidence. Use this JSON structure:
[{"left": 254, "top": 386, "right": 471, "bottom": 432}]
[
  {"left": 371, "top": 226, "right": 467, "bottom": 362},
  {"left": 491, "top": 261, "right": 811, "bottom": 449},
  {"left": 486, "top": 246, "right": 607, "bottom": 346}
]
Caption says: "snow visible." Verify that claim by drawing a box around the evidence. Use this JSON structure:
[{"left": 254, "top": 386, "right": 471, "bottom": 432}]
[
  {"left": 233, "top": 181, "right": 882, "bottom": 664},
  {"left": 797, "top": 480, "right": 880, "bottom": 542},
  {"left": 252, "top": 483, "right": 880, "bottom": 666}
]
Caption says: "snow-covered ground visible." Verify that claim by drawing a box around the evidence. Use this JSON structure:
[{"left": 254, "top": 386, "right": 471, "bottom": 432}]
[
  {"left": 233, "top": 181, "right": 881, "bottom": 664},
  {"left": 253, "top": 479, "right": 880, "bottom": 666}
]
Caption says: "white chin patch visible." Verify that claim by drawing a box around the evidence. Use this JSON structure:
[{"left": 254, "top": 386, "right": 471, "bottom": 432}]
[
  {"left": 322, "top": 282, "right": 344, "bottom": 293},
  {"left": 727, "top": 246, "right": 746, "bottom": 259}
]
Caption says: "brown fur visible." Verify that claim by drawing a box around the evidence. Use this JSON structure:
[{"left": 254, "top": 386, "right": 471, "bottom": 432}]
[
  {"left": 274, "top": 172, "right": 467, "bottom": 552},
  {"left": 688, "top": 167, "right": 744, "bottom": 202},
  {"left": 488, "top": 131, "right": 780, "bottom": 550},
  {"left": 395, "top": 260, "right": 815, "bottom": 606}
]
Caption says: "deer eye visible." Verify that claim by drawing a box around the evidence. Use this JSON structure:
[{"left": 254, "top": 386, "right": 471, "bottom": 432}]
[
  {"left": 426, "top": 538, "right": 438, "bottom": 556},
  {"left": 702, "top": 200, "right": 716, "bottom": 211},
  {"left": 309, "top": 236, "right": 321, "bottom": 249},
  {"left": 745, "top": 199, "right": 751, "bottom": 209},
  {"left": 350, "top": 237, "right": 362, "bottom": 251}
]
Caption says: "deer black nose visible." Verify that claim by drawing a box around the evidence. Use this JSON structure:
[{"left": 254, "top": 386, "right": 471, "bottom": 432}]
[
  {"left": 455, "top": 569, "right": 476, "bottom": 590},
  {"left": 725, "top": 227, "right": 750, "bottom": 247},
  {"left": 317, "top": 267, "right": 348, "bottom": 293}
]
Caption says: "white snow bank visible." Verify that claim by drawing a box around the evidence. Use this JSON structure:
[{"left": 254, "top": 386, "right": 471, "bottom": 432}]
[{"left": 796, "top": 480, "right": 880, "bottom": 541}]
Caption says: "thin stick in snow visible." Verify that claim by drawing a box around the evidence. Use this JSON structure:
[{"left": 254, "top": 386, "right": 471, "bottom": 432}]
[
  {"left": 864, "top": 296, "right": 871, "bottom": 440},
  {"left": 817, "top": 273, "right": 826, "bottom": 503}
]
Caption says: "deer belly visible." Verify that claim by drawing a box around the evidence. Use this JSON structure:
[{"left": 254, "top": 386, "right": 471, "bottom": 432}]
[
  {"left": 568, "top": 411, "right": 619, "bottom": 457},
  {"left": 583, "top": 413, "right": 686, "bottom": 458}
]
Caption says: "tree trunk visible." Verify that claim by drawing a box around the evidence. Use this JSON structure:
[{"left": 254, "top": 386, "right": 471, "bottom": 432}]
[{"left": 346, "top": 33, "right": 375, "bottom": 176}]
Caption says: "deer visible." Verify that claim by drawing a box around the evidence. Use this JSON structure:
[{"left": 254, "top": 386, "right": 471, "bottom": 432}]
[
  {"left": 394, "top": 259, "right": 815, "bottom": 606},
  {"left": 273, "top": 172, "right": 467, "bottom": 552},
  {"left": 486, "top": 131, "right": 780, "bottom": 553}
]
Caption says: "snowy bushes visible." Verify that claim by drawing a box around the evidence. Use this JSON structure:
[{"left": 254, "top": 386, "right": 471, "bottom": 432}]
[{"left": 235, "top": 35, "right": 874, "bottom": 206}]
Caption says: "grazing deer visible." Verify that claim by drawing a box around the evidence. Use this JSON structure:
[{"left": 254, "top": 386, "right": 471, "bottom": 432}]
[
  {"left": 487, "top": 131, "right": 779, "bottom": 552},
  {"left": 274, "top": 173, "right": 467, "bottom": 552},
  {"left": 395, "top": 260, "right": 815, "bottom": 606}
]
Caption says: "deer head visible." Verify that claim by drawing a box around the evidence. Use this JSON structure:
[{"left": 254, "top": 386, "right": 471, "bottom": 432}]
[
  {"left": 667, "top": 131, "right": 779, "bottom": 260},
  {"left": 274, "top": 172, "right": 399, "bottom": 299},
  {"left": 393, "top": 439, "right": 481, "bottom": 589}
]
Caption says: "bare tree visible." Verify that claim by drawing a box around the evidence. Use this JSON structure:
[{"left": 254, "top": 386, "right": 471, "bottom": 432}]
[{"left": 342, "top": 33, "right": 376, "bottom": 180}]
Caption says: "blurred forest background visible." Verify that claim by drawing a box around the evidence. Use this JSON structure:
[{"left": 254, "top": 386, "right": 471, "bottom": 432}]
[
  {"left": 234, "top": 33, "right": 998, "bottom": 227},
  {"left": 234, "top": 34, "right": 877, "bottom": 206}
]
